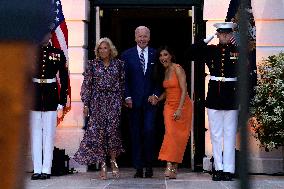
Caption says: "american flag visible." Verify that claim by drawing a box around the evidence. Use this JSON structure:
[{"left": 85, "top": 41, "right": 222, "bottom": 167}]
[
  {"left": 226, "top": 0, "right": 257, "bottom": 101},
  {"left": 51, "top": 0, "right": 68, "bottom": 58},
  {"left": 226, "top": 0, "right": 256, "bottom": 48},
  {"left": 229, "top": 35, "right": 237, "bottom": 46},
  {"left": 51, "top": 0, "right": 71, "bottom": 123}
]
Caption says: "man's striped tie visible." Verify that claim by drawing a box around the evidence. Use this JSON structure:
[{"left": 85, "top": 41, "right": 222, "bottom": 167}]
[{"left": 139, "top": 49, "right": 145, "bottom": 74}]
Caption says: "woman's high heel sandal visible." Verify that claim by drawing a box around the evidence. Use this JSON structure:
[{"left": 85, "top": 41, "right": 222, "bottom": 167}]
[
  {"left": 164, "top": 162, "right": 172, "bottom": 177},
  {"left": 168, "top": 163, "right": 178, "bottom": 179},
  {"left": 99, "top": 162, "right": 107, "bottom": 180},
  {"left": 110, "top": 159, "right": 119, "bottom": 178}
]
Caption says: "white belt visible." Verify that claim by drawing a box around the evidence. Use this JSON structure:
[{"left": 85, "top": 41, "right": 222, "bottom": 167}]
[
  {"left": 32, "top": 78, "right": 56, "bottom": 83},
  {"left": 210, "top": 76, "right": 237, "bottom": 82}
]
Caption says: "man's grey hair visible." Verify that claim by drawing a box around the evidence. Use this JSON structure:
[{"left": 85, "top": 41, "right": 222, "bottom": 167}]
[{"left": 135, "top": 26, "right": 150, "bottom": 37}]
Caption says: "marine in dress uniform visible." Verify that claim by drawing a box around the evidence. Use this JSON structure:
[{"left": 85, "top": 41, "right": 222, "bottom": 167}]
[
  {"left": 188, "top": 22, "right": 239, "bottom": 181},
  {"left": 30, "top": 32, "right": 68, "bottom": 180}
]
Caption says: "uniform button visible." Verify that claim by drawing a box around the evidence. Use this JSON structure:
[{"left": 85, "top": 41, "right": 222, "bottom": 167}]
[
  {"left": 43, "top": 70, "right": 45, "bottom": 72},
  {"left": 42, "top": 64, "right": 45, "bottom": 67},
  {"left": 221, "top": 73, "right": 224, "bottom": 76},
  {"left": 222, "top": 58, "right": 225, "bottom": 61},
  {"left": 41, "top": 75, "right": 44, "bottom": 77}
]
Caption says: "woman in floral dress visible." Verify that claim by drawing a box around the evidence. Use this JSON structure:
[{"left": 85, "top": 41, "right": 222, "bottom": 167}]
[{"left": 74, "top": 37, "right": 125, "bottom": 180}]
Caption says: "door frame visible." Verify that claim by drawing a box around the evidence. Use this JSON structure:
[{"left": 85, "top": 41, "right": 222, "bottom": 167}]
[
  {"left": 91, "top": 0, "right": 202, "bottom": 7},
  {"left": 88, "top": 0, "right": 206, "bottom": 171}
]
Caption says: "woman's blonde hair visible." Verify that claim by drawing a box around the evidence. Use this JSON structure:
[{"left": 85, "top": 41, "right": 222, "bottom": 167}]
[{"left": 94, "top": 37, "right": 118, "bottom": 59}]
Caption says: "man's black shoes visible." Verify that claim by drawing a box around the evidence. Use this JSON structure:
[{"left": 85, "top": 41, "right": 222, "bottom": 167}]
[
  {"left": 134, "top": 169, "right": 144, "bottom": 178},
  {"left": 212, "top": 170, "right": 223, "bottom": 181},
  {"left": 145, "top": 167, "right": 153, "bottom": 178},
  {"left": 31, "top": 173, "right": 41, "bottom": 180},
  {"left": 212, "top": 170, "right": 233, "bottom": 181},
  {"left": 223, "top": 172, "right": 233, "bottom": 181},
  {"left": 40, "top": 173, "right": 51, "bottom": 180},
  {"left": 31, "top": 173, "right": 51, "bottom": 180},
  {"left": 134, "top": 168, "right": 153, "bottom": 178}
]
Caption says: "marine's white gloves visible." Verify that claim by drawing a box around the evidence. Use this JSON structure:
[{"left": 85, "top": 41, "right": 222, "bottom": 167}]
[
  {"left": 203, "top": 32, "right": 218, "bottom": 44},
  {"left": 57, "top": 104, "right": 63, "bottom": 110}
]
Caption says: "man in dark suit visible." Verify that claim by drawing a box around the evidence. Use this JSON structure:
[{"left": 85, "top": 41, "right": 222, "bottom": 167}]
[
  {"left": 121, "top": 26, "right": 161, "bottom": 178},
  {"left": 30, "top": 31, "right": 68, "bottom": 180}
]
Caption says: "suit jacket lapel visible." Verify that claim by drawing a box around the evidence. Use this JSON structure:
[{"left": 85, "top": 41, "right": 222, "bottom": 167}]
[
  {"left": 145, "top": 48, "right": 154, "bottom": 76},
  {"left": 134, "top": 48, "right": 140, "bottom": 64}
]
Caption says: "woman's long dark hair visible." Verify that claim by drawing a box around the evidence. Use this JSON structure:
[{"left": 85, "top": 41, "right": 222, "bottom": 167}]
[{"left": 152, "top": 45, "right": 176, "bottom": 86}]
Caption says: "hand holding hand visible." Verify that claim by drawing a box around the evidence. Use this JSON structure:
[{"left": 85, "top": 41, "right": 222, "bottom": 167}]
[{"left": 148, "top": 95, "right": 158, "bottom": 106}]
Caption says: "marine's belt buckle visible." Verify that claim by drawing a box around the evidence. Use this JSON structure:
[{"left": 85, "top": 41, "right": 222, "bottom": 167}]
[
  {"left": 40, "top": 79, "right": 47, "bottom": 83},
  {"left": 217, "top": 77, "right": 225, "bottom": 82}
]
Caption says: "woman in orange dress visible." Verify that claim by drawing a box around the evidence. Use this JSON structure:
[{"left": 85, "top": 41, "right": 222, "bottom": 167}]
[{"left": 155, "top": 46, "right": 192, "bottom": 179}]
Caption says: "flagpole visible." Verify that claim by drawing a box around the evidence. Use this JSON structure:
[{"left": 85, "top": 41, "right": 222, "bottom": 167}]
[{"left": 238, "top": 0, "right": 250, "bottom": 188}]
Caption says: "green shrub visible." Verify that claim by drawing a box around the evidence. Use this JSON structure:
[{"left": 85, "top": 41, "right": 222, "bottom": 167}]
[{"left": 250, "top": 52, "right": 284, "bottom": 151}]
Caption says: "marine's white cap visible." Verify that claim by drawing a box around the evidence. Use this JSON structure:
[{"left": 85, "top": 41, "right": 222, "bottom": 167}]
[{"left": 213, "top": 22, "right": 237, "bottom": 33}]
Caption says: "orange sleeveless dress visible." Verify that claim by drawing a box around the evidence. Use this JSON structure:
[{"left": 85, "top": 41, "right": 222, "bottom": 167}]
[{"left": 158, "top": 64, "right": 192, "bottom": 163}]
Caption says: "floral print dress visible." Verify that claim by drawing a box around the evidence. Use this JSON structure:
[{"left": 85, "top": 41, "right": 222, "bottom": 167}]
[{"left": 74, "top": 58, "right": 125, "bottom": 164}]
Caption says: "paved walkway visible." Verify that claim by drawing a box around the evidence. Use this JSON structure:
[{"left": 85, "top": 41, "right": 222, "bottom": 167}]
[{"left": 25, "top": 168, "right": 284, "bottom": 189}]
